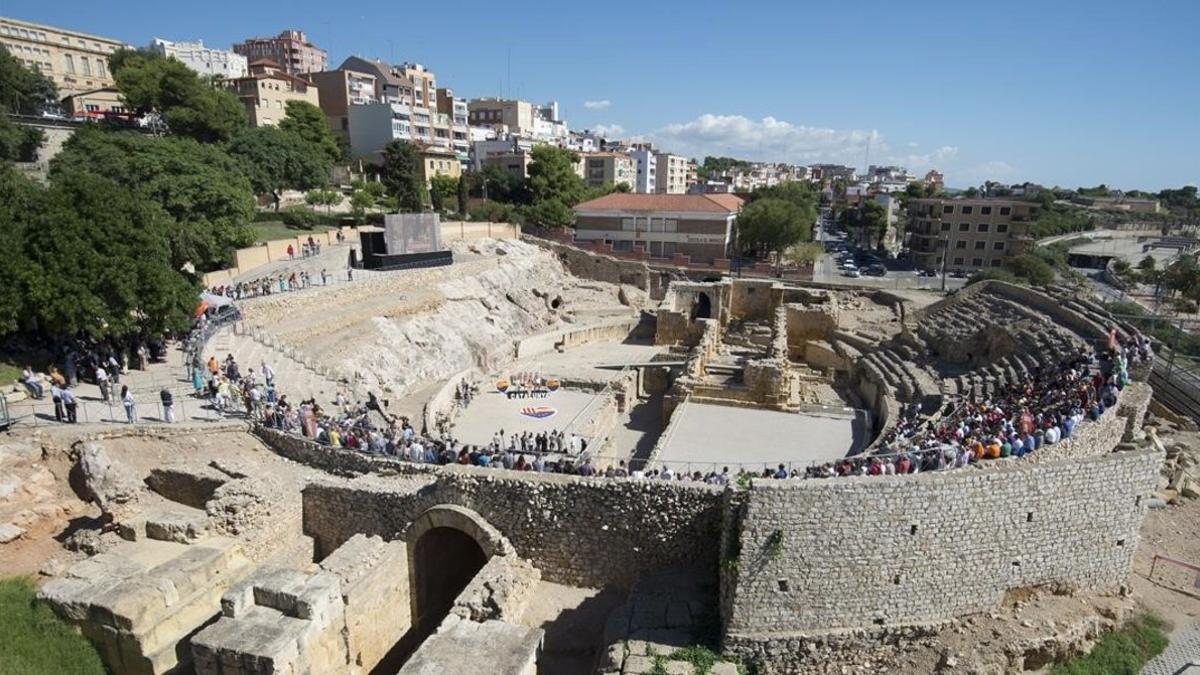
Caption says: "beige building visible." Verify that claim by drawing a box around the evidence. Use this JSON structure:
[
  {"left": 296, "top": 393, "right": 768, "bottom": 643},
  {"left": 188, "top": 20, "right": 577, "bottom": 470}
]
[
  {"left": 0, "top": 16, "right": 126, "bottom": 96},
  {"left": 61, "top": 87, "right": 127, "bottom": 120},
  {"left": 222, "top": 59, "right": 320, "bottom": 127},
  {"left": 907, "top": 198, "right": 1038, "bottom": 273},
  {"left": 419, "top": 145, "right": 462, "bottom": 186},
  {"left": 573, "top": 193, "right": 744, "bottom": 262},
  {"left": 306, "top": 66, "right": 378, "bottom": 141},
  {"left": 655, "top": 152, "right": 690, "bottom": 194},
  {"left": 583, "top": 152, "right": 635, "bottom": 190},
  {"left": 233, "top": 30, "right": 325, "bottom": 76}
]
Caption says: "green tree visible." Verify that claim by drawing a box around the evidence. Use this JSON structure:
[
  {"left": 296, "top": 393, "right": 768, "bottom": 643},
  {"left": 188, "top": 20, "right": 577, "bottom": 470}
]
[
  {"left": 227, "top": 126, "right": 331, "bottom": 210},
  {"left": 1002, "top": 253, "right": 1055, "bottom": 286},
  {"left": 110, "top": 48, "right": 245, "bottom": 143},
  {"left": 963, "top": 186, "right": 980, "bottom": 198},
  {"left": 859, "top": 200, "right": 890, "bottom": 248},
  {"left": 305, "top": 187, "right": 341, "bottom": 214},
  {"left": 474, "top": 163, "right": 522, "bottom": 203},
  {"left": 0, "top": 116, "right": 44, "bottom": 161},
  {"left": 0, "top": 166, "right": 40, "bottom": 333},
  {"left": 51, "top": 126, "right": 256, "bottom": 271},
  {"left": 278, "top": 100, "right": 341, "bottom": 164},
  {"left": 0, "top": 45, "right": 58, "bottom": 115},
  {"left": 737, "top": 198, "right": 812, "bottom": 268},
  {"left": 380, "top": 140, "right": 426, "bottom": 211},
  {"left": 456, "top": 173, "right": 469, "bottom": 214},
  {"left": 429, "top": 174, "right": 460, "bottom": 213},
  {"left": 519, "top": 198, "right": 574, "bottom": 228},
  {"left": 526, "top": 145, "right": 586, "bottom": 207}
]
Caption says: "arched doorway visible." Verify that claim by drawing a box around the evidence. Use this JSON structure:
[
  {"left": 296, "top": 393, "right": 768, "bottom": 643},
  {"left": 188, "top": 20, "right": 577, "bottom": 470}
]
[
  {"left": 411, "top": 526, "right": 487, "bottom": 638},
  {"left": 691, "top": 292, "right": 712, "bottom": 321}
]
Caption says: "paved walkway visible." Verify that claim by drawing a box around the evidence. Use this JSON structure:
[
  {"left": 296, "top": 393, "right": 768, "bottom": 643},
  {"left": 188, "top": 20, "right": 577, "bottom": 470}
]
[{"left": 1142, "top": 622, "right": 1200, "bottom": 675}]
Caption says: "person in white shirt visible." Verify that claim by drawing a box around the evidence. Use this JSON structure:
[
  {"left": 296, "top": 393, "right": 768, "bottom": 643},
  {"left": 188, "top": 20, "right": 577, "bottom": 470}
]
[{"left": 96, "top": 365, "right": 111, "bottom": 403}]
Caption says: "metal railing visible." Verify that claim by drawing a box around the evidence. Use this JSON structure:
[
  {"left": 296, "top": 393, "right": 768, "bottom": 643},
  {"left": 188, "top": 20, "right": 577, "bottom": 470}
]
[{"left": 1147, "top": 554, "right": 1200, "bottom": 599}]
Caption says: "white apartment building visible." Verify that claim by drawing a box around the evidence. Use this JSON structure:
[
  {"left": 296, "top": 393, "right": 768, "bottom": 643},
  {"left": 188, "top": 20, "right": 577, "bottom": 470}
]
[
  {"left": 348, "top": 101, "right": 414, "bottom": 160},
  {"left": 629, "top": 148, "right": 657, "bottom": 194},
  {"left": 149, "top": 38, "right": 247, "bottom": 79},
  {"left": 655, "top": 152, "right": 689, "bottom": 194}
]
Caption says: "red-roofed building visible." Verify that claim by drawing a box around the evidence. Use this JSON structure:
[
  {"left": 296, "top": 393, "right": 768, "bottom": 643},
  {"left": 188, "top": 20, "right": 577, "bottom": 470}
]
[{"left": 572, "top": 193, "right": 744, "bottom": 262}]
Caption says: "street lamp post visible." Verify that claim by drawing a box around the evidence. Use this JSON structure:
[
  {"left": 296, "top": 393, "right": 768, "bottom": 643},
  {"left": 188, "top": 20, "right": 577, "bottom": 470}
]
[{"left": 940, "top": 230, "right": 955, "bottom": 293}]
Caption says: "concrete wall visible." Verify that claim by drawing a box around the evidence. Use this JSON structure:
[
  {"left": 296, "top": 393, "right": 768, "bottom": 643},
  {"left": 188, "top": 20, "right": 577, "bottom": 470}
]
[
  {"left": 722, "top": 448, "right": 1161, "bottom": 662},
  {"left": 514, "top": 316, "right": 639, "bottom": 360}
]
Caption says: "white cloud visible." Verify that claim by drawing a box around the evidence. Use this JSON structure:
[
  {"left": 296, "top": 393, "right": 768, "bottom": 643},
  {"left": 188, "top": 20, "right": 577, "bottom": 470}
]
[
  {"left": 650, "top": 114, "right": 876, "bottom": 165},
  {"left": 583, "top": 99, "right": 611, "bottom": 110},
  {"left": 888, "top": 145, "right": 959, "bottom": 171},
  {"left": 957, "top": 160, "right": 1017, "bottom": 185},
  {"left": 592, "top": 123, "right": 624, "bottom": 137}
]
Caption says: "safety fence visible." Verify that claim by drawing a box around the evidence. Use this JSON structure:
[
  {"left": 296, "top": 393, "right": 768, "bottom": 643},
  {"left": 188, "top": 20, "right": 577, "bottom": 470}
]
[{"left": 1148, "top": 554, "right": 1200, "bottom": 599}]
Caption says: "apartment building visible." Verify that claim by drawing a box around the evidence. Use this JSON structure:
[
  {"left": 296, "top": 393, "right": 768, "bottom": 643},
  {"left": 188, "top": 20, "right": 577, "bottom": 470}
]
[
  {"left": 390, "top": 63, "right": 453, "bottom": 151},
  {"left": 0, "top": 16, "right": 125, "bottom": 96},
  {"left": 629, "top": 147, "right": 657, "bottom": 194},
  {"left": 222, "top": 59, "right": 320, "bottom": 127},
  {"left": 149, "top": 38, "right": 247, "bottom": 79},
  {"left": 573, "top": 193, "right": 744, "bottom": 262},
  {"left": 906, "top": 198, "right": 1038, "bottom": 272},
  {"left": 582, "top": 152, "right": 634, "bottom": 190},
  {"left": 233, "top": 30, "right": 325, "bottom": 76},
  {"left": 467, "top": 97, "right": 567, "bottom": 141},
  {"left": 348, "top": 101, "right": 413, "bottom": 159},
  {"left": 61, "top": 87, "right": 127, "bottom": 120},
  {"left": 436, "top": 87, "right": 470, "bottom": 165},
  {"left": 653, "top": 153, "right": 689, "bottom": 194},
  {"left": 306, "top": 66, "right": 377, "bottom": 140},
  {"left": 923, "top": 169, "right": 945, "bottom": 192}
]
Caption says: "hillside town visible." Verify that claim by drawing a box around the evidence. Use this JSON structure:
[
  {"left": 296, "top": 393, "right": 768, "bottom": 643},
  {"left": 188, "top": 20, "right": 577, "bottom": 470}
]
[{"left": 2, "top": 8, "right": 1200, "bottom": 675}]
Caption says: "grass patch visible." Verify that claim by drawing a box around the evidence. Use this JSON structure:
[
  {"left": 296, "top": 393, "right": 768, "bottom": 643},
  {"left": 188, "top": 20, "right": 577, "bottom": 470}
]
[
  {"left": 249, "top": 220, "right": 337, "bottom": 245},
  {"left": 0, "top": 577, "right": 106, "bottom": 674},
  {"left": 0, "top": 360, "right": 22, "bottom": 385},
  {"left": 1051, "top": 613, "right": 1168, "bottom": 675}
]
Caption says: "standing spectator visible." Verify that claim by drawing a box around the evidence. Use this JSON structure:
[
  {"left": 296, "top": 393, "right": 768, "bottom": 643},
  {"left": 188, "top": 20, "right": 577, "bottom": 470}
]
[
  {"left": 122, "top": 385, "right": 135, "bottom": 424},
  {"left": 287, "top": 243, "right": 295, "bottom": 259},
  {"left": 96, "top": 364, "right": 111, "bottom": 404},
  {"left": 61, "top": 387, "right": 78, "bottom": 423},
  {"left": 160, "top": 388, "right": 175, "bottom": 423},
  {"left": 50, "top": 382, "right": 64, "bottom": 422}
]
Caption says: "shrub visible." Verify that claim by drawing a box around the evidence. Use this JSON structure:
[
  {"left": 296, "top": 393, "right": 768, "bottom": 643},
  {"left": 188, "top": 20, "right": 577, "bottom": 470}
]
[
  {"left": 0, "top": 577, "right": 106, "bottom": 674},
  {"left": 469, "top": 200, "right": 517, "bottom": 223},
  {"left": 1174, "top": 298, "right": 1198, "bottom": 314},
  {"left": 280, "top": 207, "right": 321, "bottom": 229}
]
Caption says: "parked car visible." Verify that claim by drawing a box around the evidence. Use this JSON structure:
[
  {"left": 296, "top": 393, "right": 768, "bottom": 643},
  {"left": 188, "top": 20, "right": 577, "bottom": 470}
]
[
  {"left": 950, "top": 269, "right": 968, "bottom": 278},
  {"left": 864, "top": 265, "right": 887, "bottom": 277},
  {"left": 840, "top": 260, "right": 858, "bottom": 270},
  {"left": 842, "top": 267, "right": 862, "bottom": 278},
  {"left": 919, "top": 269, "right": 939, "bottom": 277}
]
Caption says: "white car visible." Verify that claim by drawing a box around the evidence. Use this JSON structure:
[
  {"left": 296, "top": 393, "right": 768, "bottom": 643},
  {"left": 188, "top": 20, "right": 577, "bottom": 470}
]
[{"left": 842, "top": 267, "right": 861, "bottom": 278}]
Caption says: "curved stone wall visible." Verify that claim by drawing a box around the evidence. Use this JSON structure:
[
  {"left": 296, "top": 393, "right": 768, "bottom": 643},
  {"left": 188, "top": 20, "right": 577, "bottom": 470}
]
[{"left": 721, "top": 447, "right": 1161, "bottom": 663}]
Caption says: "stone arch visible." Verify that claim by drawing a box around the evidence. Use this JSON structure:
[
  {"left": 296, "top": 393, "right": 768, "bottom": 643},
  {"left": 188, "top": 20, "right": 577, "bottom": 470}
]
[
  {"left": 404, "top": 505, "right": 511, "bottom": 639},
  {"left": 691, "top": 292, "right": 713, "bottom": 321}
]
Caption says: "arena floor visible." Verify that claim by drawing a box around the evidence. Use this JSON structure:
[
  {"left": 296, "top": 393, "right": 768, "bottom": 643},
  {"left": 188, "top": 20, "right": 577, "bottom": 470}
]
[
  {"left": 655, "top": 401, "right": 870, "bottom": 471},
  {"left": 450, "top": 388, "right": 605, "bottom": 446}
]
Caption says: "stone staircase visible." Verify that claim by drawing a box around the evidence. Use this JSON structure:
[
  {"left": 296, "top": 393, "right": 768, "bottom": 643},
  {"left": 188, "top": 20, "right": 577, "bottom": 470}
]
[{"left": 214, "top": 324, "right": 356, "bottom": 405}]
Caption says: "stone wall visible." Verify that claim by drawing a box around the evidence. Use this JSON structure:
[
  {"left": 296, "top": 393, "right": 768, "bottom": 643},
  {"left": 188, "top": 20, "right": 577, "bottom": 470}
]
[
  {"left": 301, "top": 470, "right": 725, "bottom": 589},
  {"left": 722, "top": 448, "right": 1162, "bottom": 661},
  {"left": 729, "top": 279, "right": 777, "bottom": 322}
]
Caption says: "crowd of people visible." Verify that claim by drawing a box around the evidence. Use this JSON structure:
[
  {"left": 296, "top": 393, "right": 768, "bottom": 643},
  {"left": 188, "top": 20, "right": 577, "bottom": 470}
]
[
  {"left": 208, "top": 268, "right": 344, "bottom": 302},
  {"left": 242, "top": 323, "right": 1151, "bottom": 486}
]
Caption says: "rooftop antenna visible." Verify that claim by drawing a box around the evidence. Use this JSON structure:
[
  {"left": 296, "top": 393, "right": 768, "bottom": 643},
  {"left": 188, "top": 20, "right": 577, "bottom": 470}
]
[
  {"left": 506, "top": 45, "right": 511, "bottom": 99},
  {"left": 863, "top": 132, "right": 871, "bottom": 174}
]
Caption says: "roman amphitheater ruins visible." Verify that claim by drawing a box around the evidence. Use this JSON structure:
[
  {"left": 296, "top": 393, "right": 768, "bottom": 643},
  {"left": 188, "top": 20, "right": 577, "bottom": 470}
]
[{"left": 6, "top": 232, "right": 1200, "bottom": 674}]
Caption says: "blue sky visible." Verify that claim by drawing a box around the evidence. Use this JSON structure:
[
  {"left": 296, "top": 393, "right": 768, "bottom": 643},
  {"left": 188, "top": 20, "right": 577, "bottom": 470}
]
[{"left": 5, "top": 0, "right": 1197, "bottom": 190}]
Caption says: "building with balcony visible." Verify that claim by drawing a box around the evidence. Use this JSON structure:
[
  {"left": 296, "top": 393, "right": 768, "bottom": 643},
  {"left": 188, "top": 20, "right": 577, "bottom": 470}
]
[
  {"left": 306, "top": 66, "right": 378, "bottom": 141},
  {"left": 906, "top": 198, "right": 1038, "bottom": 273},
  {"left": 629, "top": 147, "right": 657, "bottom": 194},
  {"left": 654, "top": 153, "right": 689, "bottom": 194},
  {"left": 573, "top": 193, "right": 744, "bottom": 262},
  {"left": 582, "top": 152, "right": 634, "bottom": 190},
  {"left": 233, "top": 29, "right": 325, "bottom": 76},
  {"left": 0, "top": 16, "right": 126, "bottom": 96},
  {"left": 436, "top": 87, "right": 470, "bottom": 166},
  {"left": 467, "top": 97, "right": 567, "bottom": 141},
  {"left": 348, "top": 100, "right": 415, "bottom": 159},
  {"left": 149, "top": 38, "right": 247, "bottom": 79},
  {"left": 222, "top": 59, "right": 320, "bottom": 127}
]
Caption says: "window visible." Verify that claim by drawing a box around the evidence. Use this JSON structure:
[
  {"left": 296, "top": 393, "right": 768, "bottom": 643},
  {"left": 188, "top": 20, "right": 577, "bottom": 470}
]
[
  {"left": 974, "top": 241, "right": 985, "bottom": 250},
  {"left": 942, "top": 205, "right": 953, "bottom": 214},
  {"left": 961, "top": 206, "right": 973, "bottom": 215},
  {"left": 981, "top": 206, "right": 992, "bottom": 215},
  {"left": 63, "top": 54, "right": 74, "bottom": 73},
  {"left": 977, "top": 223, "right": 989, "bottom": 233},
  {"left": 958, "top": 223, "right": 969, "bottom": 232},
  {"left": 993, "top": 242, "right": 1006, "bottom": 251},
  {"left": 955, "top": 241, "right": 967, "bottom": 249},
  {"left": 80, "top": 57, "right": 91, "bottom": 76},
  {"left": 999, "top": 206, "right": 1011, "bottom": 215},
  {"left": 991, "top": 259, "right": 1002, "bottom": 267},
  {"left": 996, "top": 224, "right": 1009, "bottom": 233},
  {"left": 953, "top": 257, "right": 964, "bottom": 266},
  {"left": 621, "top": 218, "right": 636, "bottom": 231},
  {"left": 96, "top": 59, "right": 106, "bottom": 77},
  {"left": 973, "top": 258, "right": 983, "bottom": 267}
]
